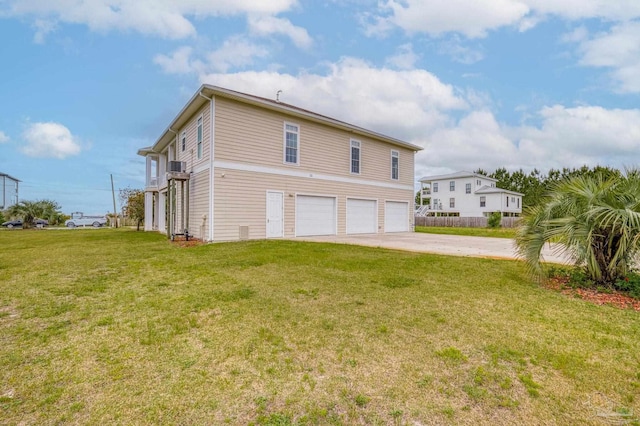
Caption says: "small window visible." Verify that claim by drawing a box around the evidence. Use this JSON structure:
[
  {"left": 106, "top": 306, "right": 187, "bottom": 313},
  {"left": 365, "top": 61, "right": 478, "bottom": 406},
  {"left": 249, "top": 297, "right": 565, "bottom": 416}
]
[
  {"left": 350, "top": 139, "right": 360, "bottom": 174},
  {"left": 477, "top": 179, "right": 481, "bottom": 186},
  {"left": 196, "top": 116, "right": 203, "bottom": 159},
  {"left": 506, "top": 196, "right": 509, "bottom": 207},
  {"left": 450, "top": 181, "right": 455, "bottom": 191},
  {"left": 517, "top": 198, "right": 520, "bottom": 208},
  {"left": 449, "top": 198, "right": 455, "bottom": 208},
  {"left": 511, "top": 197, "right": 515, "bottom": 202},
  {"left": 391, "top": 150, "right": 399, "bottom": 180},
  {"left": 181, "top": 131, "right": 186, "bottom": 152},
  {"left": 284, "top": 123, "right": 299, "bottom": 164},
  {"left": 480, "top": 196, "right": 486, "bottom": 207},
  {"left": 433, "top": 183, "right": 439, "bottom": 193},
  {"left": 465, "top": 183, "right": 471, "bottom": 194}
]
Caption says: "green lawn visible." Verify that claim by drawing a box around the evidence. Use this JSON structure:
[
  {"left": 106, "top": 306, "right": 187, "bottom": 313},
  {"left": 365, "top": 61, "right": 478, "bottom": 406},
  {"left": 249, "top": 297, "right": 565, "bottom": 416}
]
[
  {"left": 1, "top": 229, "right": 639, "bottom": 425},
  {"left": 416, "top": 225, "right": 517, "bottom": 239}
]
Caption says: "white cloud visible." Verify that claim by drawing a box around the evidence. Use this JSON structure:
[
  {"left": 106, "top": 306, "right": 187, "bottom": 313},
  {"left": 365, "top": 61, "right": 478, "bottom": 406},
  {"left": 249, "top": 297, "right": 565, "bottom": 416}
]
[
  {"left": 247, "top": 15, "right": 313, "bottom": 49},
  {"left": 574, "top": 21, "right": 640, "bottom": 93},
  {"left": 200, "top": 57, "right": 468, "bottom": 141},
  {"left": 21, "top": 122, "right": 82, "bottom": 159},
  {"left": 437, "top": 37, "right": 485, "bottom": 64},
  {"left": 371, "top": 0, "right": 530, "bottom": 38},
  {"left": 368, "top": 0, "right": 640, "bottom": 39},
  {"left": 385, "top": 43, "right": 419, "bottom": 70},
  {"left": 155, "top": 37, "right": 270, "bottom": 75},
  {"left": 32, "top": 18, "right": 56, "bottom": 43},
  {"left": 153, "top": 46, "right": 194, "bottom": 75},
  {"left": 0, "top": 131, "right": 9, "bottom": 143},
  {"left": 3, "top": 0, "right": 298, "bottom": 40},
  {"left": 207, "top": 36, "right": 270, "bottom": 73}
]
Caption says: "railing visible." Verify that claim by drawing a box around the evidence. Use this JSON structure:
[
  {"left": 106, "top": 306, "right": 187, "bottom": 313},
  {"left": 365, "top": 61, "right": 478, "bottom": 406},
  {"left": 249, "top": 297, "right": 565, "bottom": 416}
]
[{"left": 148, "top": 177, "right": 158, "bottom": 187}]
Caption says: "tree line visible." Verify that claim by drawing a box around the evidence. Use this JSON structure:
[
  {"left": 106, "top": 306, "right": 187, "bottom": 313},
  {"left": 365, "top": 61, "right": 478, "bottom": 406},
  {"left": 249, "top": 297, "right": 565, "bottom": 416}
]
[{"left": 474, "top": 165, "right": 621, "bottom": 208}]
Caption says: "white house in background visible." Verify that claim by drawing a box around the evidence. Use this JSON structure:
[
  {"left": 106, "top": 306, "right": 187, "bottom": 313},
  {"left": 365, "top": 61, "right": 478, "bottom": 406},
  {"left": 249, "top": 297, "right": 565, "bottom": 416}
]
[
  {"left": 137, "top": 85, "right": 422, "bottom": 241},
  {"left": 0, "top": 172, "right": 19, "bottom": 209},
  {"left": 418, "top": 171, "right": 523, "bottom": 217}
]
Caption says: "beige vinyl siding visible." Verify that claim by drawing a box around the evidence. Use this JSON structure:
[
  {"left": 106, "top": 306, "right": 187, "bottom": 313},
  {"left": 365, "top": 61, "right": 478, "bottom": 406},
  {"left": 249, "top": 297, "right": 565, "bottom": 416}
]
[
  {"left": 214, "top": 168, "right": 413, "bottom": 241},
  {"left": 176, "top": 103, "right": 210, "bottom": 172},
  {"left": 188, "top": 169, "right": 209, "bottom": 240},
  {"left": 214, "top": 97, "right": 414, "bottom": 186}
]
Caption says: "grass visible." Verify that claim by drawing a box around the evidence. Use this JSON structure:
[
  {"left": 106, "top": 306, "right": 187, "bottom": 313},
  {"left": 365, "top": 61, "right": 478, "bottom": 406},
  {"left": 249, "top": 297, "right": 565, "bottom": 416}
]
[
  {"left": 1, "top": 229, "right": 640, "bottom": 425},
  {"left": 415, "top": 225, "right": 517, "bottom": 239}
]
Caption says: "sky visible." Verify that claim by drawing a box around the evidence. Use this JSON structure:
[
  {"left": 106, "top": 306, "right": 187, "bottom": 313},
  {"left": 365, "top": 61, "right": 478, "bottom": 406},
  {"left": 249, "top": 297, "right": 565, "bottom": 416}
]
[{"left": 0, "top": 0, "right": 639, "bottom": 214}]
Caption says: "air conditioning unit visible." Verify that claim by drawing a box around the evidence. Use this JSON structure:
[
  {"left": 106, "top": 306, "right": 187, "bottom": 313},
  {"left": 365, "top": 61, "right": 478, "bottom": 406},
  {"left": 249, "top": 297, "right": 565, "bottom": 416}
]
[{"left": 168, "top": 161, "right": 186, "bottom": 173}]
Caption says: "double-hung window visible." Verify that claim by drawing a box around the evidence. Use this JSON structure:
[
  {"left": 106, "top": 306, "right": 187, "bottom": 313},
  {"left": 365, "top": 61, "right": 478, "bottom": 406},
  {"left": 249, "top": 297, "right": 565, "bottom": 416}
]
[
  {"left": 350, "top": 139, "right": 360, "bottom": 174},
  {"left": 450, "top": 181, "right": 455, "bottom": 191},
  {"left": 480, "top": 196, "right": 486, "bottom": 207},
  {"left": 449, "top": 198, "right": 455, "bottom": 208},
  {"left": 391, "top": 150, "right": 399, "bottom": 180},
  {"left": 465, "top": 183, "right": 471, "bottom": 194},
  {"left": 284, "top": 123, "right": 299, "bottom": 164},
  {"left": 196, "top": 116, "right": 203, "bottom": 159},
  {"left": 181, "top": 131, "right": 186, "bottom": 152},
  {"left": 433, "top": 183, "right": 438, "bottom": 193}
]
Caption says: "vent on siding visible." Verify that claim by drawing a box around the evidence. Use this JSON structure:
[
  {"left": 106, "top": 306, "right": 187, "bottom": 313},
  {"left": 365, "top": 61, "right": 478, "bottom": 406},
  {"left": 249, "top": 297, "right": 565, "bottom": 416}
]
[{"left": 239, "top": 226, "right": 249, "bottom": 240}]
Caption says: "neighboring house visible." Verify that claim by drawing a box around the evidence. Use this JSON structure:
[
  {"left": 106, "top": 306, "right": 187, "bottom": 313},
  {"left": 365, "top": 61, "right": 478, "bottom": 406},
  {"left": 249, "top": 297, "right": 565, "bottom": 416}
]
[
  {"left": 0, "top": 173, "right": 19, "bottom": 209},
  {"left": 418, "top": 171, "right": 523, "bottom": 217},
  {"left": 138, "top": 85, "right": 422, "bottom": 241}
]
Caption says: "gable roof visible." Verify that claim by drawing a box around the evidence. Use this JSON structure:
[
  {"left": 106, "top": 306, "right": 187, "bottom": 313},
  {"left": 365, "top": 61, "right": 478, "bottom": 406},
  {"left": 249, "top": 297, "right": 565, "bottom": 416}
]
[
  {"left": 139, "top": 85, "right": 423, "bottom": 155},
  {"left": 475, "top": 185, "right": 524, "bottom": 196},
  {"left": 0, "top": 172, "right": 20, "bottom": 182},
  {"left": 419, "top": 171, "right": 497, "bottom": 183}
]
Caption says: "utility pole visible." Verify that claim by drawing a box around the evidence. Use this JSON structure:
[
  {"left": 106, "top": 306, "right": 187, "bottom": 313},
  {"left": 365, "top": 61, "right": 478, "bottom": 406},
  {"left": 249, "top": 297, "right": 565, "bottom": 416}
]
[{"left": 110, "top": 174, "right": 118, "bottom": 228}]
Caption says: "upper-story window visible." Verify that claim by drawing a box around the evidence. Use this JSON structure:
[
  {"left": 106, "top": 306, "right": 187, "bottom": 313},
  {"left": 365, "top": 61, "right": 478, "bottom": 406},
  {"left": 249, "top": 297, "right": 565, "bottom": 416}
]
[
  {"left": 181, "top": 131, "right": 186, "bottom": 152},
  {"left": 517, "top": 198, "right": 520, "bottom": 208},
  {"left": 391, "top": 150, "right": 399, "bottom": 180},
  {"left": 506, "top": 196, "right": 509, "bottom": 207},
  {"left": 465, "top": 183, "right": 471, "bottom": 194},
  {"left": 196, "top": 116, "right": 203, "bottom": 159},
  {"left": 449, "top": 198, "right": 455, "bottom": 208},
  {"left": 284, "top": 122, "right": 299, "bottom": 165},
  {"left": 480, "top": 196, "right": 486, "bottom": 207},
  {"left": 477, "top": 179, "right": 481, "bottom": 186},
  {"left": 433, "top": 183, "right": 438, "bottom": 193},
  {"left": 350, "top": 139, "right": 361, "bottom": 174},
  {"left": 450, "top": 181, "right": 455, "bottom": 191}
]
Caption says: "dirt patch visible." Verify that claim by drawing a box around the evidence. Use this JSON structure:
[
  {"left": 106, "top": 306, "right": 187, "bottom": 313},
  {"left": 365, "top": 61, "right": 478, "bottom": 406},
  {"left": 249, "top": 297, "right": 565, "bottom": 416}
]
[
  {"left": 170, "top": 236, "right": 204, "bottom": 248},
  {"left": 545, "top": 277, "right": 640, "bottom": 311}
]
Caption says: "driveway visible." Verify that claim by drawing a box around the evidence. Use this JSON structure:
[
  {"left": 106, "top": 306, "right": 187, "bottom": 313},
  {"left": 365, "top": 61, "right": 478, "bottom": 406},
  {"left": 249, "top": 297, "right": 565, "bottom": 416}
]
[{"left": 296, "top": 232, "right": 571, "bottom": 264}]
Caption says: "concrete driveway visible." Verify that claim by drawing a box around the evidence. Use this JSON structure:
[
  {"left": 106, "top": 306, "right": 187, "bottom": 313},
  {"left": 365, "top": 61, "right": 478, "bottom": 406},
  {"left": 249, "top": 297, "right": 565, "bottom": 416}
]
[{"left": 296, "top": 232, "right": 571, "bottom": 264}]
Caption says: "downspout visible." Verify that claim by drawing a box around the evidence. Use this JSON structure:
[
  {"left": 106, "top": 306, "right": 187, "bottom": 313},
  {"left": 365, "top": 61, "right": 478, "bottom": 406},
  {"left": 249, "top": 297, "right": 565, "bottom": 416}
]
[{"left": 198, "top": 91, "right": 215, "bottom": 242}]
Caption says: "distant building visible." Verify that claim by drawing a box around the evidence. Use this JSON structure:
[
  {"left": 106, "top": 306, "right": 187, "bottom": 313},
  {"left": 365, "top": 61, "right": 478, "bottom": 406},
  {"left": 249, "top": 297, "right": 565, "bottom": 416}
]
[
  {"left": 418, "top": 171, "right": 523, "bottom": 217},
  {"left": 0, "top": 173, "right": 19, "bottom": 209}
]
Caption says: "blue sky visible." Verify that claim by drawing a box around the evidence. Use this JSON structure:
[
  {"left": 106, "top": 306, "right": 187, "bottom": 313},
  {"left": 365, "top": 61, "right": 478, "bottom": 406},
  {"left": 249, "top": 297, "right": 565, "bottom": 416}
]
[{"left": 1, "top": 0, "right": 639, "bottom": 214}]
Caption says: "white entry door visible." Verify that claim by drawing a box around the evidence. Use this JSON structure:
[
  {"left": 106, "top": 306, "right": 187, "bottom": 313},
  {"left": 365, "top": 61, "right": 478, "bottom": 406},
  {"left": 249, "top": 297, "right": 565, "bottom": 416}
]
[
  {"left": 266, "top": 191, "right": 284, "bottom": 238},
  {"left": 296, "top": 195, "right": 336, "bottom": 236},
  {"left": 346, "top": 198, "right": 377, "bottom": 234},
  {"left": 385, "top": 201, "right": 409, "bottom": 232}
]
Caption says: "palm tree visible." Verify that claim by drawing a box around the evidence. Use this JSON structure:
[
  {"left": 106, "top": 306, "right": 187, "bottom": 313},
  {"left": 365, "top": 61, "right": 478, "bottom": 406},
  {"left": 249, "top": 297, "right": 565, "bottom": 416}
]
[
  {"left": 516, "top": 169, "right": 640, "bottom": 286},
  {"left": 5, "top": 199, "right": 63, "bottom": 228}
]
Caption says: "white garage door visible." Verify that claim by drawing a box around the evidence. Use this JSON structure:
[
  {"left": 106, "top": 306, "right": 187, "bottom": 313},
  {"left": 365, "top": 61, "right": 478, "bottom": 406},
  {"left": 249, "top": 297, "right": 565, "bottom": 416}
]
[
  {"left": 347, "top": 198, "right": 377, "bottom": 234},
  {"left": 296, "top": 195, "right": 336, "bottom": 236},
  {"left": 385, "top": 201, "right": 409, "bottom": 232}
]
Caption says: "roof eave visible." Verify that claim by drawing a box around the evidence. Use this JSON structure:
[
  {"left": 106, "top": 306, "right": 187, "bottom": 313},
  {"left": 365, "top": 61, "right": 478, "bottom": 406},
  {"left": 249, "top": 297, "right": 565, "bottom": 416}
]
[{"left": 143, "top": 84, "right": 422, "bottom": 156}]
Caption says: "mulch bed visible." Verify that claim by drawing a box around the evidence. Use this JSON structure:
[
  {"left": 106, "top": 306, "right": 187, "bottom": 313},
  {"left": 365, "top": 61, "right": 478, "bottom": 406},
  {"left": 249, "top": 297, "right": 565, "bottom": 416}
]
[
  {"left": 170, "top": 236, "right": 204, "bottom": 248},
  {"left": 546, "top": 276, "right": 640, "bottom": 311}
]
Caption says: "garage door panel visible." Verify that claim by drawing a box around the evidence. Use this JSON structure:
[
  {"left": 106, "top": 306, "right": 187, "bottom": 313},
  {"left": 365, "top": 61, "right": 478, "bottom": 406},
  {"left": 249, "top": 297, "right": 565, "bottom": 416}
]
[
  {"left": 347, "top": 199, "right": 377, "bottom": 234},
  {"left": 296, "top": 195, "right": 336, "bottom": 236},
  {"left": 385, "top": 201, "right": 409, "bottom": 233}
]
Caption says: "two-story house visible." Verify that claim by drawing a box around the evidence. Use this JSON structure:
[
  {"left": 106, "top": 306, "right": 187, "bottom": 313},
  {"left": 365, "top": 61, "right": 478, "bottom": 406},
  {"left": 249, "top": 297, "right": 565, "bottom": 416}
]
[
  {"left": 419, "top": 171, "right": 523, "bottom": 217},
  {"left": 0, "top": 172, "right": 19, "bottom": 209},
  {"left": 138, "top": 85, "right": 422, "bottom": 242}
]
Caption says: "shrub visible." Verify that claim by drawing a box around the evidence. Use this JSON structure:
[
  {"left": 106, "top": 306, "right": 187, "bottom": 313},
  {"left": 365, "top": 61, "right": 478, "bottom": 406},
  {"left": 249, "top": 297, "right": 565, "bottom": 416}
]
[
  {"left": 615, "top": 272, "right": 640, "bottom": 299},
  {"left": 487, "top": 212, "right": 502, "bottom": 228}
]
